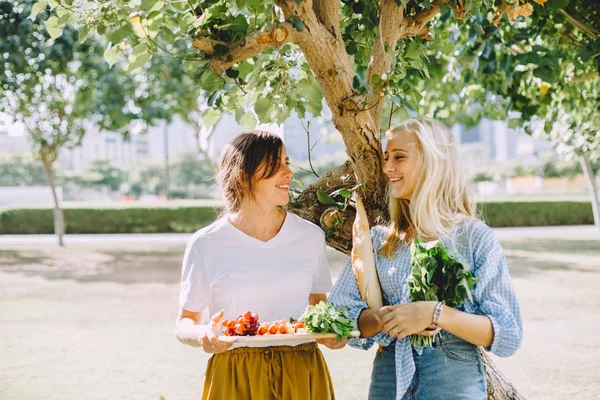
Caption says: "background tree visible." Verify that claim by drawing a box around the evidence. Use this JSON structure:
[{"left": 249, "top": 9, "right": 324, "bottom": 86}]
[
  {"left": 39, "top": 0, "right": 599, "bottom": 397},
  {"left": 0, "top": 153, "right": 50, "bottom": 186},
  {"left": 65, "top": 159, "right": 128, "bottom": 193},
  {"left": 0, "top": 0, "right": 182, "bottom": 244},
  {"left": 414, "top": 0, "right": 600, "bottom": 230}
]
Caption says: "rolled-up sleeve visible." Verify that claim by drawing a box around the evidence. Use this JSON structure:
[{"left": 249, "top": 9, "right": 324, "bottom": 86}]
[
  {"left": 471, "top": 224, "right": 523, "bottom": 357},
  {"left": 328, "top": 259, "right": 393, "bottom": 350}
]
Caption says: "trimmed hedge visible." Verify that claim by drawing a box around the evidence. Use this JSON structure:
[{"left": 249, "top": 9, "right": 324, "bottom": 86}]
[
  {"left": 0, "top": 201, "right": 594, "bottom": 235},
  {"left": 0, "top": 206, "right": 222, "bottom": 234},
  {"left": 476, "top": 201, "right": 594, "bottom": 227}
]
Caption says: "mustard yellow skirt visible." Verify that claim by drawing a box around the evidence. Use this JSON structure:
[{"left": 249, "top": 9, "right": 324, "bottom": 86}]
[{"left": 202, "top": 342, "right": 335, "bottom": 400}]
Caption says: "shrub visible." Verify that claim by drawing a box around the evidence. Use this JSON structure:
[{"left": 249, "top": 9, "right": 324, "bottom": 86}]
[{"left": 0, "top": 201, "right": 594, "bottom": 234}]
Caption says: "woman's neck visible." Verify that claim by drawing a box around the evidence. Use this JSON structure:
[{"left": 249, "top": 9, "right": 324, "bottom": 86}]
[{"left": 228, "top": 202, "right": 286, "bottom": 242}]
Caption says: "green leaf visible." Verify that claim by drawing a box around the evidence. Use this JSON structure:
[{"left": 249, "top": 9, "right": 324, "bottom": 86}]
[
  {"left": 77, "top": 25, "right": 94, "bottom": 44},
  {"left": 254, "top": 97, "right": 272, "bottom": 122},
  {"left": 149, "top": 0, "right": 165, "bottom": 12},
  {"left": 220, "top": 14, "right": 249, "bottom": 35},
  {"left": 405, "top": 41, "right": 422, "bottom": 59},
  {"left": 140, "top": 0, "right": 154, "bottom": 11},
  {"left": 316, "top": 189, "right": 337, "bottom": 205},
  {"left": 129, "top": 15, "right": 146, "bottom": 38},
  {"left": 237, "top": 61, "right": 254, "bottom": 79},
  {"left": 403, "top": 103, "right": 417, "bottom": 118},
  {"left": 106, "top": 25, "right": 128, "bottom": 45},
  {"left": 339, "top": 188, "right": 352, "bottom": 198},
  {"left": 239, "top": 112, "right": 258, "bottom": 129},
  {"left": 200, "top": 69, "right": 225, "bottom": 92},
  {"left": 297, "top": 78, "right": 323, "bottom": 116},
  {"left": 29, "top": 0, "right": 47, "bottom": 21},
  {"left": 146, "top": 13, "right": 164, "bottom": 40},
  {"left": 202, "top": 108, "right": 221, "bottom": 129},
  {"left": 127, "top": 42, "right": 152, "bottom": 72},
  {"left": 45, "top": 16, "right": 65, "bottom": 40},
  {"left": 103, "top": 44, "right": 123, "bottom": 68},
  {"left": 290, "top": 15, "right": 305, "bottom": 32}
]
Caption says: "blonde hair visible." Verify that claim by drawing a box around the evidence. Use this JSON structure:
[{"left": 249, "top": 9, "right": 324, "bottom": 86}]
[{"left": 379, "top": 116, "right": 475, "bottom": 257}]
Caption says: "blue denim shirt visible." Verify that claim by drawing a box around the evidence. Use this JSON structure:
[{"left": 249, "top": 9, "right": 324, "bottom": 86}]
[{"left": 328, "top": 219, "right": 523, "bottom": 400}]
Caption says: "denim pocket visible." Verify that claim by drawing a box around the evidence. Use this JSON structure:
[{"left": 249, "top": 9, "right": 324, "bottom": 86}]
[{"left": 440, "top": 338, "right": 478, "bottom": 364}]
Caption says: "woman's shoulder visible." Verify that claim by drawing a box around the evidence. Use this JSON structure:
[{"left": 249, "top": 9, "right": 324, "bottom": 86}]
[
  {"left": 450, "top": 218, "right": 499, "bottom": 256},
  {"left": 186, "top": 217, "right": 230, "bottom": 249},
  {"left": 464, "top": 218, "right": 496, "bottom": 241},
  {"left": 286, "top": 212, "right": 326, "bottom": 238},
  {"left": 452, "top": 218, "right": 493, "bottom": 239}
]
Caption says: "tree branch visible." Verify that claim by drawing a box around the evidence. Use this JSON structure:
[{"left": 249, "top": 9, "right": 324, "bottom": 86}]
[
  {"left": 313, "top": 0, "right": 341, "bottom": 40},
  {"left": 366, "top": 0, "right": 405, "bottom": 130},
  {"left": 402, "top": 0, "right": 442, "bottom": 39},
  {"left": 365, "top": 0, "right": 441, "bottom": 129},
  {"left": 192, "top": 23, "right": 303, "bottom": 74},
  {"left": 279, "top": 0, "right": 388, "bottom": 210},
  {"left": 559, "top": 9, "right": 598, "bottom": 40}
]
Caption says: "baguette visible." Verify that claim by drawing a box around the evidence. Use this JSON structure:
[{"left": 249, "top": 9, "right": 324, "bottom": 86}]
[{"left": 351, "top": 194, "right": 383, "bottom": 310}]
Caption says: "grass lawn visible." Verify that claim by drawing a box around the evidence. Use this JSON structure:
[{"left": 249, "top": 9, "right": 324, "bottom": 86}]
[{"left": 1, "top": 230, "right": 599, "bottom": 400}]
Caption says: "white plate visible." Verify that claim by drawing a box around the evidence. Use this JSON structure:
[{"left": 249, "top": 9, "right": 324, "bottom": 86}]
[{"left": 219, "top": 330, "right": 361, "bottom": 343}]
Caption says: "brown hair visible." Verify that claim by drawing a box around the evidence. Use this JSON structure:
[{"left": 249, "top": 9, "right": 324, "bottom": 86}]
[{"left": 216, "top": 130, "right": 284, "bottom": 214}]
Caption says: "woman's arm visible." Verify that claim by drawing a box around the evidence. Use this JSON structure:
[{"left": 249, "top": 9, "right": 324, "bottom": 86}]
[
  {"left": 380, "top": 301, "right": 493, "bottom": 346},
  {"left": 175, "top": 308, "right": 231, "bottom": 353},
  {"left": 436, "top": 305, "right": 493, "bottom": 347}
]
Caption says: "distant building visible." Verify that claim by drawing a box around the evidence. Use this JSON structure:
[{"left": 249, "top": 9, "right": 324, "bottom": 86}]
[
  {"left": 0, "top": 114, "right": 29, "bottom": 154},
  {"left": 451, "top": 119, "right": 552, "bottom": 165},
  {"left": 0, "top": 110, "right": 554, "bottom": 172}
]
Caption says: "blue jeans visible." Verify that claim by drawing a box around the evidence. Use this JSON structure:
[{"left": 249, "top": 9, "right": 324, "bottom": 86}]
[{"left": 369, "top": 332, "right": 487, "bottom": 400}]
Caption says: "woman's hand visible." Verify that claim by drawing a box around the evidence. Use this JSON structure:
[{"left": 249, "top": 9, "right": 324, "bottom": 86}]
[
  {"left": 316, "top": 337, "right": 348, "bottom": 350},
  {"left": 379, "top": 302, "right": 437, "bottom": 340},
  {"left": 198, "top": 310, "right": 232, "bottom": 354}
]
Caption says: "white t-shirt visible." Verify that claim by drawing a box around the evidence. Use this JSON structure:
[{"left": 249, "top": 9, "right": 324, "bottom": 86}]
[{"left": 179, "top": 212, "right": 333, "bottom": 347}]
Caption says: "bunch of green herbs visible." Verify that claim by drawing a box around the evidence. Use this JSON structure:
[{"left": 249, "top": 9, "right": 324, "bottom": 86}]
[
  {"left": 408, "top": 238, "right": 478, "bottom": 347},
  {"left": 300, "top": 301, "right": 357, "bottom": 341}
]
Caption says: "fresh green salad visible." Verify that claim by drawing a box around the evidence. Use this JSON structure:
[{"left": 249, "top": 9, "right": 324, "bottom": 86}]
[
  {"left": 409, "top": 238, "right": 478, "bottom": 347},
  {"left": 300, "top": 301, "right": 357, "bottom": 341}
]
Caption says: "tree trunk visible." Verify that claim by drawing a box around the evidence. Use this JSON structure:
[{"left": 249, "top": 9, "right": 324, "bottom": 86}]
[
  {"left": 41, "top": 160, "right": 65, "bottom": 247},
  {"left": 288, "top": 164, "right": 524, "bottom": 400},
  {"left": 580, "top": 153, "right": 600, "bottom": 233},
  {"left": 479, "top": 349, "right": 526, "bottom": 400}
]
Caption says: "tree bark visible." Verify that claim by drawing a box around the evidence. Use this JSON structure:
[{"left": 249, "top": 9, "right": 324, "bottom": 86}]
[
  {"left": 580, "top": 152, "right": 600, "bottom": 233},
  {"left": 280, "top": 0, "right": 389, "bottom": 213},
  {"left": 41, "top": 159, "right": 64, "bottom": 247},
  {"left": 479, "top": 349, "right": 526, "bottom": 400}
]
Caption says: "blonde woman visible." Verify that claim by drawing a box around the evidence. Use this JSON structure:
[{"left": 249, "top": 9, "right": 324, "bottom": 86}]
[
  {"left": 175, "top": 131, "right": 340, "bottom": 400},
  {"left": 329, "top": 117, "right": 522, "bottom": 400}
]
